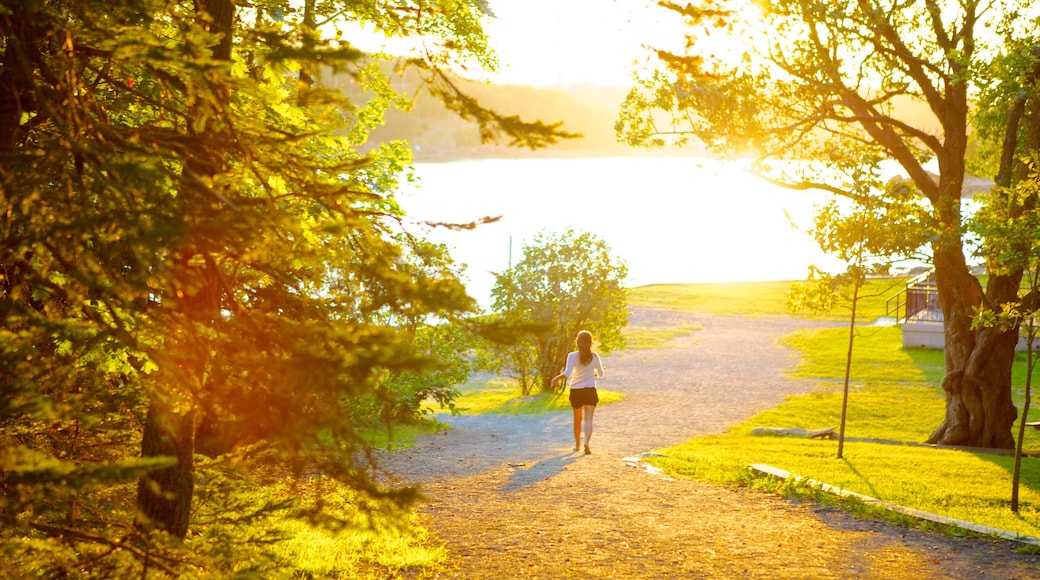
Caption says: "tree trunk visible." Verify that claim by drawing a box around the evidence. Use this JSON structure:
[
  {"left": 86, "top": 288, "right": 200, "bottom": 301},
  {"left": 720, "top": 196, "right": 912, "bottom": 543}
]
[
  {"left": 928, "top": 47, "right": 1040, "bottom": 449},
  {"left": 0, "top": 6, "right": 30, "bottom": 154},
  {"left": 136, "top": 255, "right": 217, "bottom": 537},
  {"left": 927, "top": 248, "right": 1020, "bottom": 449},
  {"left": 135, "top": 0, "right": 234, "bottom": 539},
  {"left": 136, "top": 403, "right": 197, "bottom": 537}
]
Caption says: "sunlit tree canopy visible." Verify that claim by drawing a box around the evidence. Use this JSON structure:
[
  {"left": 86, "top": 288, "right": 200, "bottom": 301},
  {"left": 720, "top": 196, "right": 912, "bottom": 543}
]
[
  {"left": 619, "top": 0, "right": 1040, "bottom": 449},
  {"left": 0, "top": 0, "right": 571, "bottom": 575}
]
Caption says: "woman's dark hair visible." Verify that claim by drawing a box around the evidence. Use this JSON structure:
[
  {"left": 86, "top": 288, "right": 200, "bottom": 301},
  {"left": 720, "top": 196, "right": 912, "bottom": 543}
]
[{"left": 576, "top": 330, "right": 593, "bottom": 366}]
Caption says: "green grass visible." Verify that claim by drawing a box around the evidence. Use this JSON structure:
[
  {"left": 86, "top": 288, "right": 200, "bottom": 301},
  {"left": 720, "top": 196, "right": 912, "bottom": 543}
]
[
  {"left": 645, "top": 297, "right": 1040, "bottom": 541},
  {"left": 782, "top": 325, "right": 947, "bottom": 385},
  {"left": 630, "top": 277, "right": 909, "bottom": 322},
  {"left": 232, "top": 477, "right": 447, "bottom": 579},
  {"left": 431, "top": 377, "right": 623, "bottom": 415},
  {"left": 270, "top": 512, "right": 446, "bottom": 578},
  {"left": 623, "top": 322, "right": 702, "bottom": 349}
]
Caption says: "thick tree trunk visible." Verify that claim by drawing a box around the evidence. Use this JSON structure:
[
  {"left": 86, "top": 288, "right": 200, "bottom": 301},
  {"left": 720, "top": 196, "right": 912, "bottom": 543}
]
[
  {"left": 928, "top": 46, "right": 1040, "bottom": 449},
  {"left": 927, "top": 247, "right": 1020, "bottom": 449}
]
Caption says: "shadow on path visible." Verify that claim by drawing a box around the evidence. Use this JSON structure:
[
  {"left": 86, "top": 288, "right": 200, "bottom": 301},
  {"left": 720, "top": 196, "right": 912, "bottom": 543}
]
[{"left": 500, "top": 451, "right": 583, "bottom": 492}]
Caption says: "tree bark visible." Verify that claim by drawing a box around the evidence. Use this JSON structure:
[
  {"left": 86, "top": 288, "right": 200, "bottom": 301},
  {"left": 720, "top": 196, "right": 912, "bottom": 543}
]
[
  {"left": 0, "top": 3, "right": 37, "bottom": 154},
  {"left": 925, "top": 48, "right": 1040, "bottom": 448},
  {"left": 135, "top": 0, "right": 234, "bottom": 539},
  {"left": 927, "top": 252, "right": 1019, "bottom": 448},
  {"left": 136, "top": 403, "right": 197, "bottom": 537}
]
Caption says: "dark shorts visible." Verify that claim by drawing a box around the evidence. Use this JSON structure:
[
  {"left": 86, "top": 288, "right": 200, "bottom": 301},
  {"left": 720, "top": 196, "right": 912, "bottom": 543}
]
[{"left": 569, "top": 387, "right": 599, "bottom": 409}]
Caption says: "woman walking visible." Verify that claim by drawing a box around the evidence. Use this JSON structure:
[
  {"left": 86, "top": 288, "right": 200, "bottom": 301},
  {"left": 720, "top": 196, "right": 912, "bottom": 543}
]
[{"left": 551, "top": 330, "right": 604, "bottom": 454}]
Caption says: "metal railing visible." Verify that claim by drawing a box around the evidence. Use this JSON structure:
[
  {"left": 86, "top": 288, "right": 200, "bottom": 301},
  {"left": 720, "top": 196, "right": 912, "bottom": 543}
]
[{"left": 886, "top": 270, "right": 942, "bottom": 324}]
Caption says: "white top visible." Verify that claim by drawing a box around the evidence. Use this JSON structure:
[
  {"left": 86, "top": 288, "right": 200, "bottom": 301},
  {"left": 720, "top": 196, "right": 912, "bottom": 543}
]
[{"left": 561, "top": 351, "right": 604, "bottom": 389}]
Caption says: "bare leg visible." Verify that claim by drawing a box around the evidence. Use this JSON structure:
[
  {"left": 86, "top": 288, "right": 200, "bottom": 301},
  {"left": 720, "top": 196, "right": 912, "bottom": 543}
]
[
  {"left": 572, "top": 407, "right": 583, "bottom": 451},
  {"left": 583, "top": 404, "right": 596, "bottom": 453}
]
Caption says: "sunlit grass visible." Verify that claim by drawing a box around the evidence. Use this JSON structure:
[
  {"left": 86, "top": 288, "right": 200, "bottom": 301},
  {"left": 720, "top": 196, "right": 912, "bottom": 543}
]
[
  {"left": 649, "top": 315, "right": 1040, "bottom": 541},
  {"left": 269, "top": 515, "right": 446, "bottom": 578},
  {"left": 433, "top": 377, "right": 623, "bottom": 415},
  {"left": 782, "top": 325, "right": 946, "bottom": 385},
  {"left": 629, "top": 277, "right": 908, "bottom": 321},
  {"left": 652, "top": 429, "right": 1040, "bottom": 539},
  {"left": 623, "top": 322, "right": 701, "bottom": 350},
  {"left": 245, "top": 480, "right": 446, "bottom": 578}
]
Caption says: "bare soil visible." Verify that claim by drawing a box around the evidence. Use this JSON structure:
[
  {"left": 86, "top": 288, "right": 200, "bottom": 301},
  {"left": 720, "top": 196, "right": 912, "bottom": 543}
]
[{"left": 380, "top": 308, "right": 1040, "bottom": 579}]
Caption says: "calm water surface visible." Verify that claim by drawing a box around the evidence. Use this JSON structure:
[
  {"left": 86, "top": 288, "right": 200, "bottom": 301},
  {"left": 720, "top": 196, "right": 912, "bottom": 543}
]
[{"left": 397, "top": 156, "right": 844, "bottom": 307}]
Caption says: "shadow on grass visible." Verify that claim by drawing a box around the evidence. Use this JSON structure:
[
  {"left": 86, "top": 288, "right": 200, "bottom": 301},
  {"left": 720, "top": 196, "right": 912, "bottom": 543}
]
[{"left": 902, "top": 346, "right": 946, "bottom": 385}]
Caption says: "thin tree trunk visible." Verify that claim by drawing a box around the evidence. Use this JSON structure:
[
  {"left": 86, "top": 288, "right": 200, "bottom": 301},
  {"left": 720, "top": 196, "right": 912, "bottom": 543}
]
[
  {"left": 136, "top": 0, "right": 234, "bottom": 538},
  {"left": 136, "top": 403, "right": 197, "bottom": 537}
]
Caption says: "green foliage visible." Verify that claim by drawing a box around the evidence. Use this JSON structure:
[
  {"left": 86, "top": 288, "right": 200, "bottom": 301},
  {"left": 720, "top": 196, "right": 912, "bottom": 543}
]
[
  {"left": 0, "top": 0, "right": 570, "bottom": 575},
  {"left": 970, "top": 158, "right": 1040, "bottom": 277},
  {"left": 483, "top": 230, "right": 629, "bottom": 395},
  {"left": 620, "top": 0, "right": 1040, "bottom": 448},
  {"left": 375, "top": 322, "right": 476, "bottom": 422},
  {"left": 969, "top": 36, "right": 1040, "bottom": 183}
]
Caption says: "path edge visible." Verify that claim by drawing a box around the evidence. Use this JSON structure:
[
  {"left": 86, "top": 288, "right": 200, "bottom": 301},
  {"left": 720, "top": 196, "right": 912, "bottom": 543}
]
[{"left": 749, "top": 463, "right": 1040, "bottom": 547}]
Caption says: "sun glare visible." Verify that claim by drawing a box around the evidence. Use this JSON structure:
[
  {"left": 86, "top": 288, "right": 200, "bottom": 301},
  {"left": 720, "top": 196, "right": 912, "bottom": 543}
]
[
  {"left": 337, "top": 0, "right": 693, "bottom": 87},
  {"left": 478, "top": 0, "right": 690, "bottom": 87}
]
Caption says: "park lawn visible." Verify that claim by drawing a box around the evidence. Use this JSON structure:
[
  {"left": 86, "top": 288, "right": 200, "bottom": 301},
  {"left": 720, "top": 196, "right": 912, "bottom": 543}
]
[
  {"left": 629, "top": 277, "right": 909, "bottom": 322},
  {"left": 648, "top": 306, "right": 1040, "bottom": 542}
]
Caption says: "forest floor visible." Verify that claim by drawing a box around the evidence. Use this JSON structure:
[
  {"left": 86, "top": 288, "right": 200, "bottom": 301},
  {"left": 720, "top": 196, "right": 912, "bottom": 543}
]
[{"left": 379, "top": 307, "right": 1040, "bottom": 579}]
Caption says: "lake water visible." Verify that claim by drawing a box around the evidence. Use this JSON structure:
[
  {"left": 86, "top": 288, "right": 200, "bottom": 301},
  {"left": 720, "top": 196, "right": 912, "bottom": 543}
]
[{"left": 396, "top": 156, "right": 846, "bottom": 308}]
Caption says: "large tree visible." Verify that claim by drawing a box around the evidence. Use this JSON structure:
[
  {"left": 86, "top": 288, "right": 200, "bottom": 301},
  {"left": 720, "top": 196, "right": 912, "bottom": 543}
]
[
  {"left": 0, "top": 0, "right": 569, "bottom": 573},
  {"left": 619, "top": 0, "right": 1040, "bottom": 449}
]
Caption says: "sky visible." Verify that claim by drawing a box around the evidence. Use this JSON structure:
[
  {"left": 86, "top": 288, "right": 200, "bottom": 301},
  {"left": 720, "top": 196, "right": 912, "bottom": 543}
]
[
  {"left": 480, "top": 0, "right": 683, "bottom": 87},
  {"left": 343, "top": 0, "right": 688, "bottom": 88}
]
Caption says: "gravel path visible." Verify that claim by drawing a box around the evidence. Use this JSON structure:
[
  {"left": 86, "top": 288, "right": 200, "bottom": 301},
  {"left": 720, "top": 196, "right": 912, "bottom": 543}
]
[
  {"left": 386, "top": 309, "right": 841, "bottom": 471},
  {"left": 379, "top": 307, "right": 1040, "bottom": 579}
]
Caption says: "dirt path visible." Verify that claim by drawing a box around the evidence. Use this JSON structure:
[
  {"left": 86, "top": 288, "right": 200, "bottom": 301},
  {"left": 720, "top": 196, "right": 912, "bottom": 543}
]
[{"left": 380, "top": 308, "right": 1040, "bottom": 578}]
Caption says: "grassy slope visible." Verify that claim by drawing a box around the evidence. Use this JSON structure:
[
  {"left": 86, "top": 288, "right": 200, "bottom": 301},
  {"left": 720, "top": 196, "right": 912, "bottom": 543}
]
[{"left": 629, "top": 277, "right": 908, "bottom": 321}]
